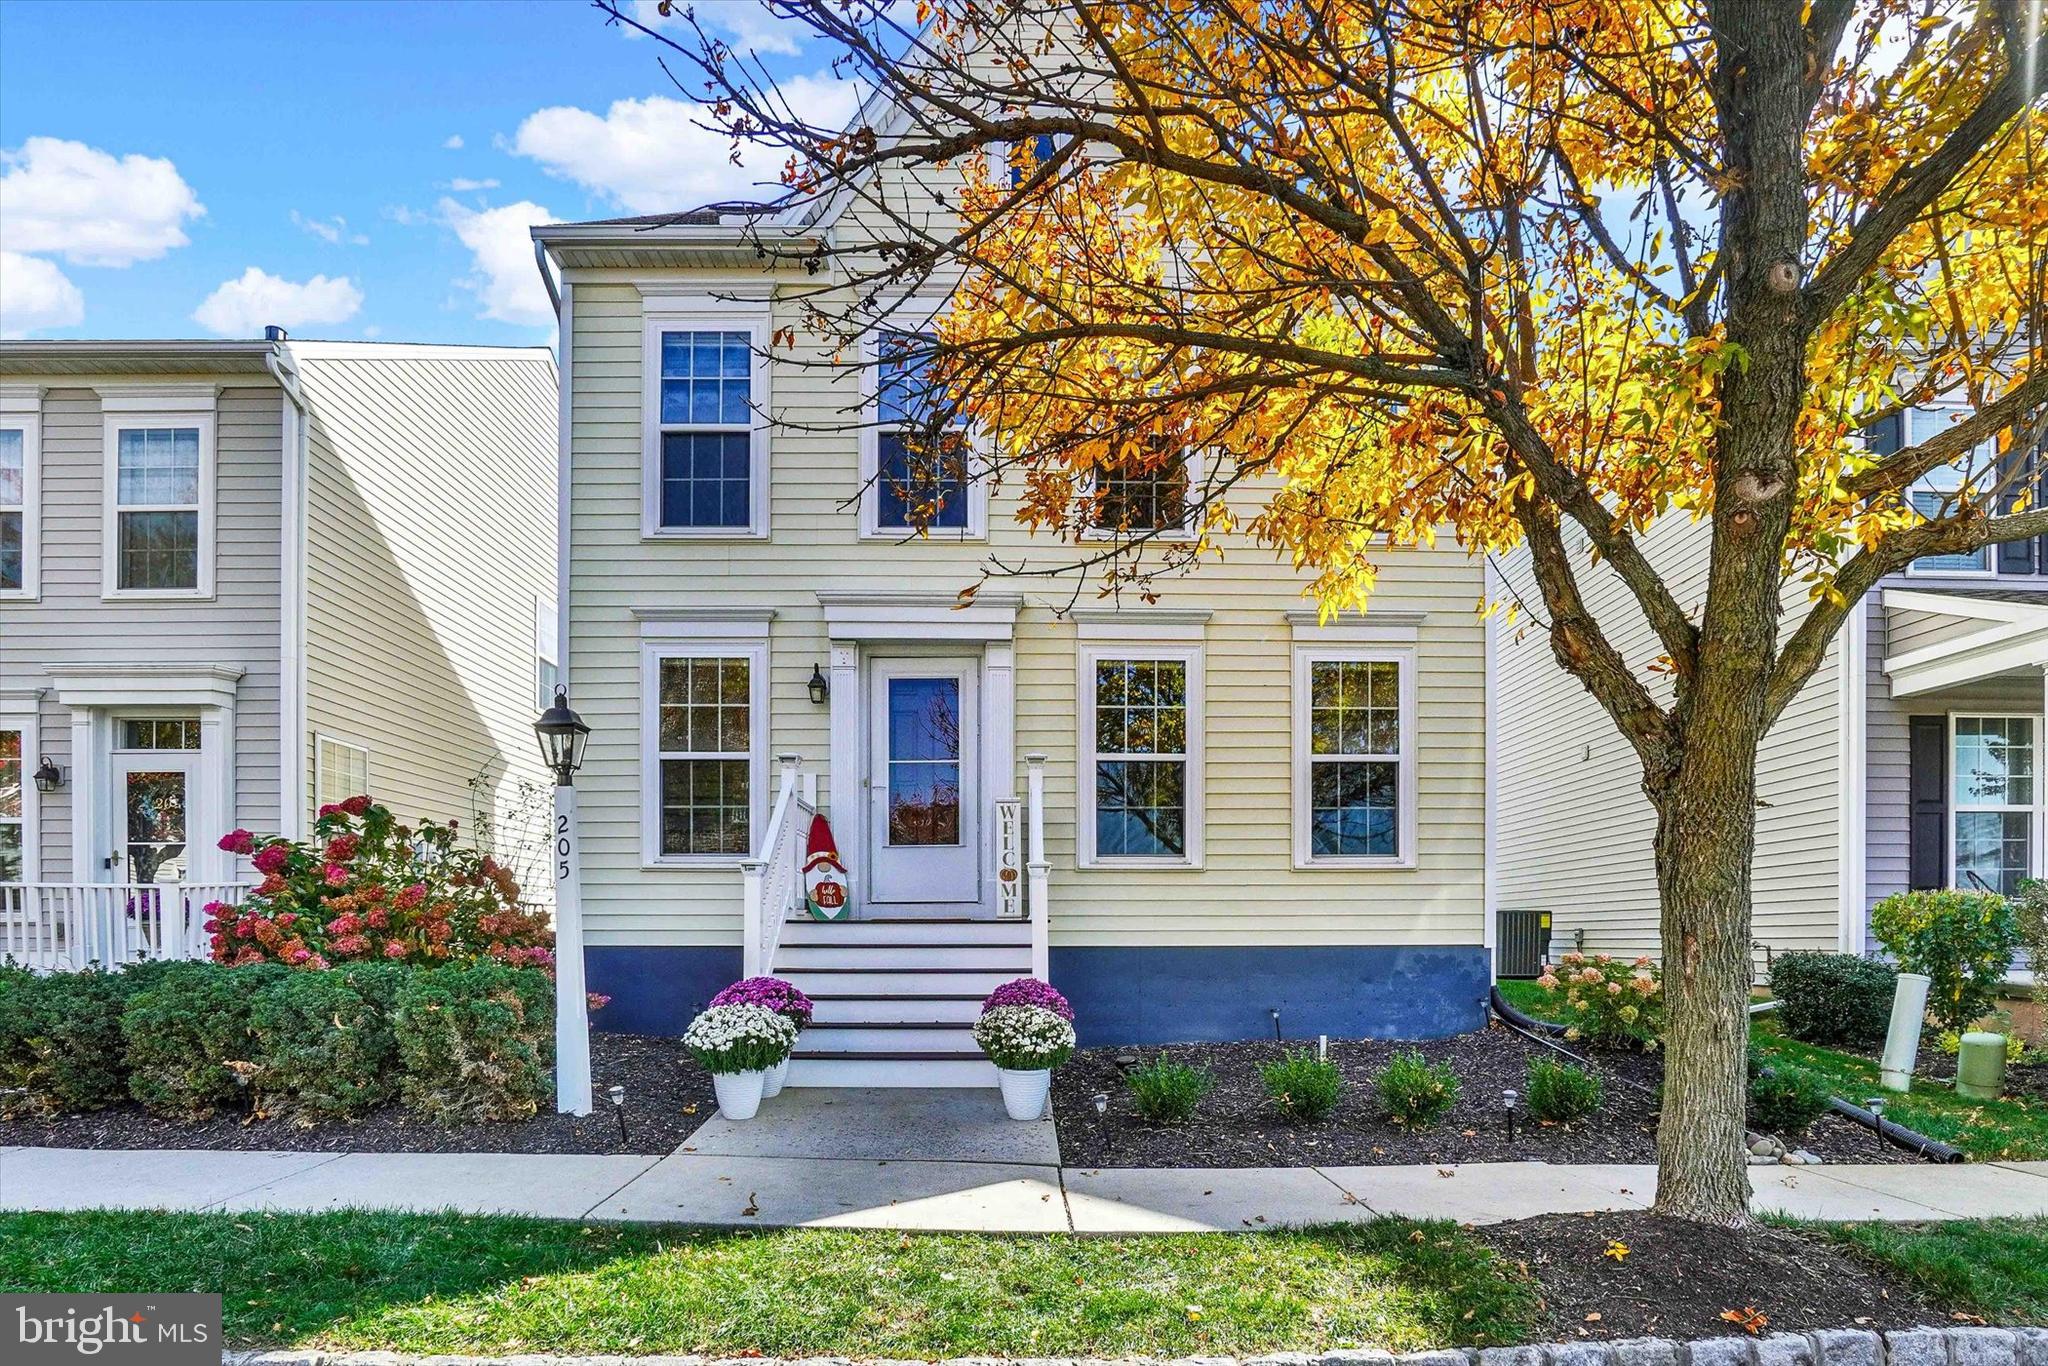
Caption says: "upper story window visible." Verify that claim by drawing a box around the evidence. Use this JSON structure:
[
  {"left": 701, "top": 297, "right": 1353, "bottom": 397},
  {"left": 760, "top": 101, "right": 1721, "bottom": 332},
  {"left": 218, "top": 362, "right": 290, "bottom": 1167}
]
[
  {"left": 1093, "top": 462, "right": 1190, "bottom": 534},
  {"left": 1878, "top": 405, "right": 2001, "bottom": 577},
  {"left": 862, "top": 328, "right": 982, "bottom": 537},
  {"left": 0, "top": 395, "right": 40, "bottom": 598},
  {"left": 641, "top": 304, "right": 768, "bottom": 539},
  {"left": 97, "top": 389, "right": 217, "bottom": 600},
  {"left": 1007, "top": 132, "right": 1059, "bottom": 186},
  {"left": 1079, "top": 645, "right": 1205, "bottom": 866}
]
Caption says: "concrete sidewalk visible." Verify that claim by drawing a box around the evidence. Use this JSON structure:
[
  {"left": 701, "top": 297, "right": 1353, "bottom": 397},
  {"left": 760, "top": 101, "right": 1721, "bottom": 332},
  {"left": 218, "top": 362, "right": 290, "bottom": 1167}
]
[{"left": 5, "top": 1090, "right": 2046, "bottom": 1232}]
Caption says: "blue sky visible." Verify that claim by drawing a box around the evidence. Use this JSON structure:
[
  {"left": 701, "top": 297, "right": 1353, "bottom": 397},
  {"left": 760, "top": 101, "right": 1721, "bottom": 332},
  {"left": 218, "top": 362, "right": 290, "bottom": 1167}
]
[{"left": 0, "top": 0, "right": 855, "bottom": 344}]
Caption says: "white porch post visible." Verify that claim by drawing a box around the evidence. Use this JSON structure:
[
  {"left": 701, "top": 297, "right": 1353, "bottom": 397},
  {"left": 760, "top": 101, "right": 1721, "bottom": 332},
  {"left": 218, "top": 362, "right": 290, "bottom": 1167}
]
[
  {"left": 553, "top": 780, "right": 592, "bottom": 1116},
  {"left": 827, "top": 642, "right": 860, "bottom": 903},
  {"left": 1025, "top": 752, "right": 1049, "bottom": 981}
]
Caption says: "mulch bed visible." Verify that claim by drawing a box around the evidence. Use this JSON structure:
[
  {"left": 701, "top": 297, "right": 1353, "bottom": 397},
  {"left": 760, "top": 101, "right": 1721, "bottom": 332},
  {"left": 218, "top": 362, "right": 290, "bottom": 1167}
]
[
  {"left": 1051, "top": 1023, "right": 1923, "bottom": 1167},
  {"left": 0, "top": 1031, "right": 709, "bottom": 1156},
  {"left": 1479, "top": 1211, "right": 1945, "bottom": 1341}
]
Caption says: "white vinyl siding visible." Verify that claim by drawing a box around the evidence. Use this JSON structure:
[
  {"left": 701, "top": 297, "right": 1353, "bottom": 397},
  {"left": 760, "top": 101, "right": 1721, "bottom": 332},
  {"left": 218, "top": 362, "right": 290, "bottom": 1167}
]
[{"left": 315, "top": 734, "right": 370, "bottom": 809}]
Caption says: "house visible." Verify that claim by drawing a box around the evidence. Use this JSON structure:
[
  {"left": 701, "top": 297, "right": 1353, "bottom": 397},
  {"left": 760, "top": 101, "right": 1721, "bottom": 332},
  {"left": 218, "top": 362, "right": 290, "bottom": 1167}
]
[
  {"left": 531, "top": 203, "right": 1494, "bottom": 1087},
  {"left": 0, "top": 336, "right": 560, "bottom": 963},
  {"left": 1494, "top": 402, "right": 2048, "bottom": 969}
]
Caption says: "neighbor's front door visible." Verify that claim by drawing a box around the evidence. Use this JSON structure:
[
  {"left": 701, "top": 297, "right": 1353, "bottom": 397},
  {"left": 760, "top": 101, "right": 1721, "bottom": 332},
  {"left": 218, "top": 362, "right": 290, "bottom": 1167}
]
[{"left": 867, "top": 658, "right": 980, "bottom": 908}]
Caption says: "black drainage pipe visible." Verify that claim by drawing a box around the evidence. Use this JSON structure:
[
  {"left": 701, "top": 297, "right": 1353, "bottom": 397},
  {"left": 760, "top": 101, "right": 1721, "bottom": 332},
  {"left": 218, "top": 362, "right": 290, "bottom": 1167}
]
[{"left": 1489, "top": 985, "right": 1965, "bottom": 1163}]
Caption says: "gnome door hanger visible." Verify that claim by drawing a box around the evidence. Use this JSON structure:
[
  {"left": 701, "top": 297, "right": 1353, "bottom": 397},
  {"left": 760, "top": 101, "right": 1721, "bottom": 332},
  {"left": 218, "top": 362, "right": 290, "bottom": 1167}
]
[{"left": 803, "top": 811, "right": 852, "bottom": 920}]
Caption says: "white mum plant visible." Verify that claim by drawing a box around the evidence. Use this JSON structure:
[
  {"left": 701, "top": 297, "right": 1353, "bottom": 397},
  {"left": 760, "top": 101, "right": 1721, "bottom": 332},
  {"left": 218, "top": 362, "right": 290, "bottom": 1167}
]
[
  {"left": 683, "top": 1003, "right": 798, "bottom": 1075},
  {"left": 972, "top": 1004, "right": 1076, "bottom": 1071}
]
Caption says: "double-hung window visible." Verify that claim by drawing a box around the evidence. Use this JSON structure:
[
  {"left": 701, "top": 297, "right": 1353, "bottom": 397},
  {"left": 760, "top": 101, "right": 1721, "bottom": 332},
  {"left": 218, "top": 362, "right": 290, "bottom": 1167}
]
[
  {"left": 863, "top": 328, "right": 980, "bottom": 537},
  {"left": 0, "top": 724, "right": 26, "bottom": 881},
  {"left": 1079, "top": 644, "right": 1204, "bottom": 865},
  {"left": 1951, "top": 714, "right": 2039, "bottom": 895},
  {"left": 1897, "top": 405, "right": 1998, "bottom": 576},
  {"left": 642, "top": 640, "right": 768, "bottom": 864},
  {"left": 1293, "top": 649, "right": 1416, "bottom": 866},
  {"left": 0, "top": 398, "right": 38, "bottom": 598},
  {"left": 643, "top": 305, "right": 767, "bottom": 537},
  {"left": 315, "top": 735, "right": 371, "bottom": 811},
  {"left": 1087, "top": 442, "right": 1193, "bottom": 537},
  {"left": 101, "top": 393, "right": 214, "bottom": 597}
]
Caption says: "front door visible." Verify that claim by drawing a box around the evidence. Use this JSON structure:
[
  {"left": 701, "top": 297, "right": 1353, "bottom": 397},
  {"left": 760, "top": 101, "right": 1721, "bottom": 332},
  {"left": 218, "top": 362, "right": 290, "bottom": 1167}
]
[
  {"left": 867, "top": 658, "right": 980, "bottom": 909},
  {"left": 115, "top": 759, "right": 194, "bottom": 883}
]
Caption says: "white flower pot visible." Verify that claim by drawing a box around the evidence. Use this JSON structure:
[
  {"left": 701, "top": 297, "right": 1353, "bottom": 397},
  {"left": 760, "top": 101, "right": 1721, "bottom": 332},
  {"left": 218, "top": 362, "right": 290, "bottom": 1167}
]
[
  {"left": 997, "top": 1067, "right": 1052, "bottom": 1121},
  {"left": 713, "top": 1069, "right": 767, "bottom": 1121},
  {"left": 761, "top": 1055, "right": 790, "bottom": 1098}
]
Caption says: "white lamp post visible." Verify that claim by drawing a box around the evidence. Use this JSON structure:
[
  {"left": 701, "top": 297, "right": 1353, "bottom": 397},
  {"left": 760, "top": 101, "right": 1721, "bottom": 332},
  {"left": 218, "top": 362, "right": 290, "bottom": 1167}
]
[{"left": 535, "top": 685, "right": 592, "bottom": 1116}]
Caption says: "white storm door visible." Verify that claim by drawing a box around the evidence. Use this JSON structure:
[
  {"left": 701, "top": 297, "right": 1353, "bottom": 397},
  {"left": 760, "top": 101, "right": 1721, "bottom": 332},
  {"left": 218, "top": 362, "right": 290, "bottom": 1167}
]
[
  {"left": 113, "top": 756, "right": 197, "bottom": 884},
  {"left": 867, "top": 658, "right": 980, "bottom": 905}
]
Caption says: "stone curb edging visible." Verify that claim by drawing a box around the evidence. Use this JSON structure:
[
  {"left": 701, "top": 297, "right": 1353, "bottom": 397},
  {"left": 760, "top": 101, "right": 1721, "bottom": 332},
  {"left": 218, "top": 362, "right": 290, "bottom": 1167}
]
[{"left": 220, "top": 1325, "right": 2044, "bottom": 1366}]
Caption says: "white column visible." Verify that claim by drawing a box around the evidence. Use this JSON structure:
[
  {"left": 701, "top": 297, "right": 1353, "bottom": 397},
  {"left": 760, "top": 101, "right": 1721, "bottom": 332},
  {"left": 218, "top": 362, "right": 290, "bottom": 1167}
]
[
  {"left": 553, "top": 781, "right": 592, "bottom": 1116},
  {"left": 826, "top": 642, "right": 860, "bottom": 903},
  {"left": 1025, "top": 752, "right": 1049, "bottom": 981}
]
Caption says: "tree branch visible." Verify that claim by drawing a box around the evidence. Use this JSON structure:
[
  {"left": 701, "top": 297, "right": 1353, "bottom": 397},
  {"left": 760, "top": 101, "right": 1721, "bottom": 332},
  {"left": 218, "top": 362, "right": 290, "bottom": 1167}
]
[{"left": 1840, "top": 369, "right": 2048, "bottom": 497}]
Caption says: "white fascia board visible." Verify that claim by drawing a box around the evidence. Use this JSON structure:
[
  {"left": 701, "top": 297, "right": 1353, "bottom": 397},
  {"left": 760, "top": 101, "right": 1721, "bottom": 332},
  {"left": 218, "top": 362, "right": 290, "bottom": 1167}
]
[{"left": 1884, "top": 619, "right": 2048, "bottom": 696}]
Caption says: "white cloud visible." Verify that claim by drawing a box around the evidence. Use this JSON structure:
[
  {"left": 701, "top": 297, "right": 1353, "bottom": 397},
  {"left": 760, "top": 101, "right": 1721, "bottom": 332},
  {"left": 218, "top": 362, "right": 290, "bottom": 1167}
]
[
  {"left": 510, "top": 80, "right": 856, "bottom": 213},
  {"left": 443, "top": 134, "right": 465, "bottom": 150},
  {"left": 291, "top": 210, "right": 367, "bottom": 246},
  {"left": 0, "top": 250, "right": 84, "bottom": 337},
  {"left": 440, "top": 198, "right": 556, "bottom": 328},
  {"left": 192, "top": 267, "right": 363, "bottom": 337},
  {"left": 0, "top": 136, "right": 205, "bottom": 268},
  {"left": 626, "top": 0, "right": 808, "bottom": 56},
  {"left": 444, "top": 177, "right": 500, "bottom": 193}
]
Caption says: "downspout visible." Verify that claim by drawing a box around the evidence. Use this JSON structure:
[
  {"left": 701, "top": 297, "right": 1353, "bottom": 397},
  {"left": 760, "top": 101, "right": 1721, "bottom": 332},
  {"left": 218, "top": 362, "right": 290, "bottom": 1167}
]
[
  {"left": 266, "top": 338, "right": 310, "bottom": 842},
  {"left": 1836, "top": 598, "right": 1868, "bottom": 953}
]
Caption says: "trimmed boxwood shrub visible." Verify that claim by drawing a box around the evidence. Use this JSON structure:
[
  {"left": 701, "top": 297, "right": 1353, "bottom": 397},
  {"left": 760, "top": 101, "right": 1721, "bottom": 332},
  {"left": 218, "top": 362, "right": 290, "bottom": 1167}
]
[
  {"left": 1770, "top": 951, "right": 1896, "bottom": 1049},
  {"left": 1525, "top": 1056, "right": 1603, "bottom": 1122},
  {"left": 394, "top": 962, "right": 553, "bottom": 1124},
  {"left": 250, "top": 963, "right": 409, "bottom": 1123},
  {"left": 1375, "top": 1049, "right": 1460, "bottom": 1127},
  {"left": 123, "top": 961, "right": 288, "bottom": 1117},
  {"left": 1261, "top": 1050, "right": 1343, "bottom": 1121},
  {"left": 0, "top": 966, "right": 133, "bottom": 1118},
  {"left": 1126, "top": 1058, "right": 1212, "bottom": 1123},
  {"left": 1750, "top": 1064, "right": 1833, "bottom": 1136}
]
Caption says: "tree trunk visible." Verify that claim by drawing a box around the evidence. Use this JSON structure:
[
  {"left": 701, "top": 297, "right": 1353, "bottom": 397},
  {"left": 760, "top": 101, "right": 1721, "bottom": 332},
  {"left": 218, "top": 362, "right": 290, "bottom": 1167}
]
[{"left": 1651, "top": 743, "right": 1762, "bottom": 1224}]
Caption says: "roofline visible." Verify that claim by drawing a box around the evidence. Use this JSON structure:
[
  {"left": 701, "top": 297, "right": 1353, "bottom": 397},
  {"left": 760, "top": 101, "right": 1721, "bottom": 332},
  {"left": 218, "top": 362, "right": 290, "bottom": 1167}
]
[
  {"left": 0, "top": 339, "right": 275, "bottom": 356},
  {"left": 283, "top": 341, "right": 555, "bottom": 362},
  {"left": 530, "top": 219, "right": 823, "bottom": 247}
]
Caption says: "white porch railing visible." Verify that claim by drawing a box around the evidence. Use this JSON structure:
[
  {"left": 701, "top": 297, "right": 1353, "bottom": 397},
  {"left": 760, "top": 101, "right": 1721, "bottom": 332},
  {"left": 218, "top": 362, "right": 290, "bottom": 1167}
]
[
  {"left": 0, "top": 882, "right": 253, "bottom": 973},
  {"left": 742, "top": 755, "right": 816, "bottom": 978}
]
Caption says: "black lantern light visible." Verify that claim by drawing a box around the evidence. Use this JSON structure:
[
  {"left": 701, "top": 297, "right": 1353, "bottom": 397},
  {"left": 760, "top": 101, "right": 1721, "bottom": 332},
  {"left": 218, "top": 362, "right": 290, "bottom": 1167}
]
[
  {"left": 808, "top": 663, "right": 830, "bottom": 705},
  {"left": 32, "top": 758, "right": 63, "bottom": 793},
  {"left": 534, "top": 686, "right": 591, "bottom": 786}
]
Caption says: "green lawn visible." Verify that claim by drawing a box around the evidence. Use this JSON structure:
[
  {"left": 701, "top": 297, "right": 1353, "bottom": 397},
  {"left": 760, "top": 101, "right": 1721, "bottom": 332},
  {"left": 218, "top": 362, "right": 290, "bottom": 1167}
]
[
  {"left": 1816, "top": 1218, "right": 2048, "bottom": 1323},
  {"left": 0, "top": 1210, "right": 1539, "bottom": 1355},
  {"left": 1494, "top": 979, "right": 2048, "bottom": 1161}
]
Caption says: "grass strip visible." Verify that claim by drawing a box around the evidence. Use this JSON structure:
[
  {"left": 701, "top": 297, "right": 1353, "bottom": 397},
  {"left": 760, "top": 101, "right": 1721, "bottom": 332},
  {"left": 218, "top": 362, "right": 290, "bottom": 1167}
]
[{"left": 1814, "top": 1217, "right": 2048, "bottom": 1325}]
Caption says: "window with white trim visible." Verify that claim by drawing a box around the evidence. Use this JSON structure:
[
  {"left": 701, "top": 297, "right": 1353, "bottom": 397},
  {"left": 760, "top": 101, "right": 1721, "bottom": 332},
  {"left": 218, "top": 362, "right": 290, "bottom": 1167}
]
[
  {"left": 864, "top": 329, "right": 978, "bottom": 536},
  {"left": 1080, "top": 646, "right": 1204, "bottom": 864},
  {"left": 1951, "top": 714, "right": 2039, "bottom": 895},
  {"left": 1085, "top": 441, "right": 1194, "bottom": 537},
  {"left": 0, "top": 727, "right": 25, "bottom": 881},
  {"left": 1294, "top": 650, "right": 1414, "bottom": 864},
  {"left": 315, "top": 735, "right": 370, "bottom": 811},
  {"left": 642, "top": 310, "right": 767, "bottom": 537},
  {"left": 1902, "top": 405, "right": 1998, "bottom": 576},
  {"left": 0, "top": 417, "right": 37, "bottom": 597},
  {"left": 535, "top": 596, "right": 560, "bottom": 711},
  {"left": 643, "top": 643, "right": 768, "bottom": 862},
  {"left": 106, "top": 421, "right": 211, "bottom": 595}
]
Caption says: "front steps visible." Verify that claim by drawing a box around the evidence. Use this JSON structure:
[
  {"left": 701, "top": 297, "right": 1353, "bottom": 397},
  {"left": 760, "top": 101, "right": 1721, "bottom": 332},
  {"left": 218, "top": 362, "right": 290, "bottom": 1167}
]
[{"left": 776, "top": 916, "right": 1029, "bottom": 1088}]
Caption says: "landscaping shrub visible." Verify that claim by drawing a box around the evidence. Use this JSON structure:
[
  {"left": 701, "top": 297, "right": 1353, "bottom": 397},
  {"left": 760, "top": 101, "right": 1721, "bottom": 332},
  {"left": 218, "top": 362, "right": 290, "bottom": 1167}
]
[
  {"left": 1750, "top": 1064, "right": 1833, "bottom": 1136},
  {"left": 1261, "top": 1050, "right": 1343, "bottom": 1121},
  {"left": 123, "top": 962, "right": 287, "bottom": 1117},
  {"left": 211, "top": 797, "right": 553, "bottom": 972},
  {"left": 1769, "top": 950, "right": 1896, "bottom": 1049},
  {"left": 1525, "top": 1056, "right": 1603, "bottom": 1123},
  {"left": 1126, "top": 1058, "right": 1212, "bottom": 1123},
  {"left": 0, "top": 967, "right": 133, "bottom": 1118},
  {"left": 1870, "top": 890, "right": 2020, "bottom": 1033},
  {"left": 1375, "top": 1049, "right": 1460, "bottom": 1127},
  {"left": 249, "top": 964, "right": 407, "bottom": 1122},
  {"left": 393, "top": 962, "right": 553, "bottom": 1124},
  {"left": 1534, "top": 951, "right": 1663, "bottom": 1050}
]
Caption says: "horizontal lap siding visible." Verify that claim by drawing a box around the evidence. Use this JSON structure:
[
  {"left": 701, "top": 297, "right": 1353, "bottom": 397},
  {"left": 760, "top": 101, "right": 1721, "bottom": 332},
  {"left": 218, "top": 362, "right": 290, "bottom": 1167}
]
[
  {"left": 1494, "top": 518, "right": 1842, "bottom": 962},
  {"left": 567, "top": 281, "right": 1486, "bottom": 948},
  {"left": 0, "top": 383, "right": 284, "bottom": 878},
  {"left": 300, "top": 353, "right": 558, "bottom": 888}
]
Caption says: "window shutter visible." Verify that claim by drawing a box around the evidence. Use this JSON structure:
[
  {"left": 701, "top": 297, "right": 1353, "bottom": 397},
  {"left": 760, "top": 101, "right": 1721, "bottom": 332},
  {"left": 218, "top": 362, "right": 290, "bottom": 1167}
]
[
  {"left": 1998, "top": 434, "right": 2037, "bottom": 574},
  {"left": 1908, "top": 714, "right": 1947, "bottom": 891}
]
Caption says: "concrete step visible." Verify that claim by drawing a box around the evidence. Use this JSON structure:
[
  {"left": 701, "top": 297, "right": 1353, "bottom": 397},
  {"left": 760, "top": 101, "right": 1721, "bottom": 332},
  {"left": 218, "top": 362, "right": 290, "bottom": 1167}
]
[
  {"left": 779, "top": 918, "right": 1031, "bottom": 946},
  {"left": 777, "top": 968, "right": 1024, "bottom": 996},
  {"left": 809, "top": 994, "right": 984, "bottom": 1024},
  {"left": 776, "top": 942, "right": 1031, "bottom": 971},
  {"left": 785, "top": 1055, "right": 998, "bottom": 1088},
  {"left": 800, "top": 1022, "right": 977, "bottom": 1053}
]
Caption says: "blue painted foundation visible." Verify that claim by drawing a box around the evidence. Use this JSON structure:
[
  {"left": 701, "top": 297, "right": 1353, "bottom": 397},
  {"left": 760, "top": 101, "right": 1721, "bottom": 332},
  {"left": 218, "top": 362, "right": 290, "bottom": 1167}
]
[
  {"left": 1048, "top": 945, "right": 1491, "bottom": 1046},
  {"left": 587, "top": 945, "right": 742, "bottom": 1036}
]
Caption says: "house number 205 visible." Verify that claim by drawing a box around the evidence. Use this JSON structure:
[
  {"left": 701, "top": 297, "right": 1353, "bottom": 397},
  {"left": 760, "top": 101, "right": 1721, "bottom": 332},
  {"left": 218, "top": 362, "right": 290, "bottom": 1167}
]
[{"left": 556, "top": 812, "right": 574, "bottom": 880}]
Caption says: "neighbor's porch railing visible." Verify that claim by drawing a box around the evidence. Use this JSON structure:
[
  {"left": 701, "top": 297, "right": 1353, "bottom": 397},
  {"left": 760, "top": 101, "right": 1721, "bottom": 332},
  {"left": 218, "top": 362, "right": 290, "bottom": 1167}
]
[
  {"left": 0, "top": 882, "right": 253, "bottom": 972},
  {"left": 741, "top": 755, "right": 816, "bottom": 978}
]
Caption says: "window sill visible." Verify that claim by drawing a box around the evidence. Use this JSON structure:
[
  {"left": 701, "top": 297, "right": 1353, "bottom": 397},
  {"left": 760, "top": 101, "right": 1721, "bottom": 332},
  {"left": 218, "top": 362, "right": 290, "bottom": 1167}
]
[
  {"left": 1902, "top": 565, "right": 1996, "bottom": 580},
  {"left": 1079, "top": 528, "right": 1198, "bottom": 543},
  {"left": 1293, "top": 855, "right": 1418, "bottom": 872},
  {"left": 642, "top": 528, "right": 769, "bottom": 543},
  {"left": 101, "top": 589, "right": 215, "bottom": 603},
  {"left": 1076, "top": 856, "right": 1206, "bottom": 872},
  {"left": 641, "top": 857, "right": 749, "bottom": 872},
  {"left": 858, "top": 529, "right": 988, "bottom": 544}
]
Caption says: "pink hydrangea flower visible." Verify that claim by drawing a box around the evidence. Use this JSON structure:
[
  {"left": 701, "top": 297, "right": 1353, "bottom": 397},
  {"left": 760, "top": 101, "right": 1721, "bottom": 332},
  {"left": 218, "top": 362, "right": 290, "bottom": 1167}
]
[
  {"left": 252, "top": 844, "right": 291, "bottom": 876},
  {"left": 383, "top": 941, "right": 408, "bottom": 960},
  {"left": 323, "top": 863, "right": 349, "bottom": 886},
  {"left": 217, "top": 829, "right": 256, "bottom": 855}
]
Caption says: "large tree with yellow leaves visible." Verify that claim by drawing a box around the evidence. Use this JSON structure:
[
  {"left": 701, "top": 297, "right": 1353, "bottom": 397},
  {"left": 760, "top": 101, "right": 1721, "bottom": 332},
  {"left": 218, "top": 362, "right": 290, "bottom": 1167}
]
[{"left": 625, "top": 0, "right": 2047, "bottom": 1223}]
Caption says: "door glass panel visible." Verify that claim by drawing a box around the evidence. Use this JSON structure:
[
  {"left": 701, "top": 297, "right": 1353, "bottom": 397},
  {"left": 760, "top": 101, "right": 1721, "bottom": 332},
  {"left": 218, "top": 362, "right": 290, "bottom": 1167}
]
[
  {"left": 124, "top": 770, "right": 188, "bottom": 884},
  {"left": 887, "top": 677, "right": 961, "bottom": 845}
]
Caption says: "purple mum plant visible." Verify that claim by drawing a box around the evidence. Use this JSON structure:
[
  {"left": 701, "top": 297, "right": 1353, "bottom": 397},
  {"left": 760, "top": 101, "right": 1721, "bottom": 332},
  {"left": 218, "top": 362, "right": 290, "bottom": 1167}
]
[
  {"left": 710, "top": 976, "right": 815, "bottom": 1028},
  {"left": 982, "top": 976, "right": 1073, "bottom": 1021}
]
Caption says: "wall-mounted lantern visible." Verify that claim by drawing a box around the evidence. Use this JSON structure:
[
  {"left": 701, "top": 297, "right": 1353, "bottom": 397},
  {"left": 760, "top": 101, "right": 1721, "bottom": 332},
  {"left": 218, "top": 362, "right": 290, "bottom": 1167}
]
[
  {"left": 32, "top": 758, "right": 63, "bottom": 793},
  {"left": 808, "top": 663, "right": 830, "bottom": 705}
]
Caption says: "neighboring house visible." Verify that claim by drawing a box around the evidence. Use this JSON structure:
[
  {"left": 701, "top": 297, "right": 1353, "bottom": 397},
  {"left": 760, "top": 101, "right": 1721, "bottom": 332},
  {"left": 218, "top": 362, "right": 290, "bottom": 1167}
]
[
  {"left": 1495, "top": 403, "right": 2048, "bottom": 969},
  {"left": 0, "top": 336, "right": 560, "bottom": 960},
  {"left": 532, "top": 204, "right": 1493, "bottom": 1087}
]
